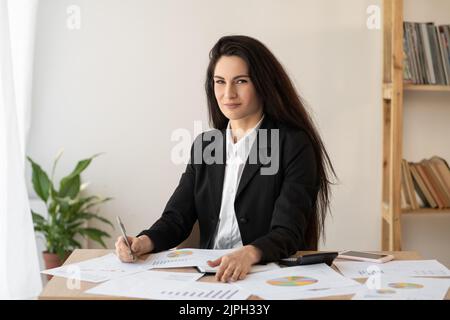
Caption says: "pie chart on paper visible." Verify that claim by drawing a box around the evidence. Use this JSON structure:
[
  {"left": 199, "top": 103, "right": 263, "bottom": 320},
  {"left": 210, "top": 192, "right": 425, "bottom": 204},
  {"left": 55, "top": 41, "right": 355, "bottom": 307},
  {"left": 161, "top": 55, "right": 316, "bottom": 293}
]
[
  {"left": 376, "top": 289, "right": 396, "bottom": 294},
  {"left": 388, "top": 282, "right": 424, "bottom": 289},
  {"left": 167, "top": 250, "right": 194, "bottom": 258},
  {"left": 266, "top": 276, "right": 318, "bottom": 287}
]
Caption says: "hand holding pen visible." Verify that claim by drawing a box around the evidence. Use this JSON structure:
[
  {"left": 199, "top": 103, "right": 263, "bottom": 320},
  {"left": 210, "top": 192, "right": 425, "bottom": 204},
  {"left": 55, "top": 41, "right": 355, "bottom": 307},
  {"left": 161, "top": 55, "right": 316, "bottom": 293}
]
[{"left": 115, "top": 216, "right": 154, "bottom": 263}]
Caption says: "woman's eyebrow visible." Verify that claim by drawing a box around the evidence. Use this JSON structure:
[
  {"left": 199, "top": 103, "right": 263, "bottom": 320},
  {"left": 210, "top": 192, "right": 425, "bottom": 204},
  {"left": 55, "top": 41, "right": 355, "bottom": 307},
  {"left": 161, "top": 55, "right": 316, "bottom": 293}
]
[{"left": 213, "top": 75, "right": 250, "bottom": 80}]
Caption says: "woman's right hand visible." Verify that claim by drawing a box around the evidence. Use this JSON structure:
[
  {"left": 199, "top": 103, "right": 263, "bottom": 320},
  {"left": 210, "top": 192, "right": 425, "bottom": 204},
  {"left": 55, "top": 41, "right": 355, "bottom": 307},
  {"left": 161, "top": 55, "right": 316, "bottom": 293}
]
[{"left": 115, "top": 235, "right": 153, "bottom": 263}]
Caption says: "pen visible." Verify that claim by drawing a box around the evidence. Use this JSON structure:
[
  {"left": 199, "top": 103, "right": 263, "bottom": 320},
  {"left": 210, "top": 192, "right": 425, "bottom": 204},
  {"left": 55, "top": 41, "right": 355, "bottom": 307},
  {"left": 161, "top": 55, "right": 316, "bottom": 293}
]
[{"left": 116, "top": 216, "right": 135, "bottom": 260}]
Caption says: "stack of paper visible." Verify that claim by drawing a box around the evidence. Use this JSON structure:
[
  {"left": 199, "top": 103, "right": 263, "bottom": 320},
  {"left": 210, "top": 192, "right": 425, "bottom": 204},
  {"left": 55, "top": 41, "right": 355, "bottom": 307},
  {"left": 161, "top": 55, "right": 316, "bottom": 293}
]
[
  {"left": 41, "top": 248, "right": 235, "bottom": 282},
  {"left": 334, "top": 260, "right": 450, "bottom": 278},
  {"left": 334, "top": 259, "right": 450, "bottom": 300},
  {"left": 234, "top": 263, "right": 362, "bottom": 300},
  {"left": 41, "top": 253, "right": 152, "bottom": 283},
  {"left": 86, "top": 270, "right": 251, "bottom": 300},
  {"left": 352, "top": 276, "right": 450, "bottom": 300}
]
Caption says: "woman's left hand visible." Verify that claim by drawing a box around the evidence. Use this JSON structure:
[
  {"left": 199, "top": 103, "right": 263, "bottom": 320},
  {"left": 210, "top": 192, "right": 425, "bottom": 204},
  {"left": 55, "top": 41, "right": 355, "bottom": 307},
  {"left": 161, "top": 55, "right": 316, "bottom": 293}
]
[{"left": 207, "top": 245, "right": 262, "bottom": 282}]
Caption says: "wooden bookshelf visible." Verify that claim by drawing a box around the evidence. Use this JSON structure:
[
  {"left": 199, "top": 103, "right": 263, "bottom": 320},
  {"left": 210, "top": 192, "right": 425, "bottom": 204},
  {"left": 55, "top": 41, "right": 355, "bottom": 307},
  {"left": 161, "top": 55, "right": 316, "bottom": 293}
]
[
  {"left": 402, "top": 208, "right": 450, "bottom": 214},
  {"left": 404, "top": 84, "right": 450, "bottom": 92},
  {"left": 381, "top": 0, "right": 450, "bottom": 251}
]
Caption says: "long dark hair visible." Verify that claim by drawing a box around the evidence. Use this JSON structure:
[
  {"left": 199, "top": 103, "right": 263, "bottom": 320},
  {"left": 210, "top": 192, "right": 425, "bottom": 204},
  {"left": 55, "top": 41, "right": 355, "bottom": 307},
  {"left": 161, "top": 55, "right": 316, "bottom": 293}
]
[{"left": 205, "top": 35, "right": 337, "bottom": 250}]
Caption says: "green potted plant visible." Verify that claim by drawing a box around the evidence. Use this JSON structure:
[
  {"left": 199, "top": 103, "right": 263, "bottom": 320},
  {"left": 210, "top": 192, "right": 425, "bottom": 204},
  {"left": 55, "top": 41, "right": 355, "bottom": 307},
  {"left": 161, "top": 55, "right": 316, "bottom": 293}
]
[{"left": 27, "top": 150, "right": 113, "bottom": 276}]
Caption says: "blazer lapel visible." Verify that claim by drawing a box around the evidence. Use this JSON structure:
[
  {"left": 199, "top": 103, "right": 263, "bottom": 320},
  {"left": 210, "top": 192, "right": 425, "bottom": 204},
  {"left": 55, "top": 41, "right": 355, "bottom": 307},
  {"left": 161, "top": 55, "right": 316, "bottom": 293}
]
[
  {"left": 206, "top": 130, "right": 226, "bottom": 218},
  {"left": 235, "top": 116, "right": 274, "bottom": 199}
]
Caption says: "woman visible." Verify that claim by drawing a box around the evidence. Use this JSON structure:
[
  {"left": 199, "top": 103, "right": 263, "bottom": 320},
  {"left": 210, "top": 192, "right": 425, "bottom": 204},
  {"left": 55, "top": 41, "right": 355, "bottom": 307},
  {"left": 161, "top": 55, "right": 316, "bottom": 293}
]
[{"left": 115, "top": 35, "right": 336, "bottom": 283}]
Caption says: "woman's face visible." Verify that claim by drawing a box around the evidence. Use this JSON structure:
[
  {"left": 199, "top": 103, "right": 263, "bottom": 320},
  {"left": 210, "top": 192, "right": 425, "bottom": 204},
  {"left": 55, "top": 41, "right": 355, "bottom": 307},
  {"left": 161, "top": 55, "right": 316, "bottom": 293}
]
[{"left": 213, "top": 55, "right": 262, "bottom": 121}]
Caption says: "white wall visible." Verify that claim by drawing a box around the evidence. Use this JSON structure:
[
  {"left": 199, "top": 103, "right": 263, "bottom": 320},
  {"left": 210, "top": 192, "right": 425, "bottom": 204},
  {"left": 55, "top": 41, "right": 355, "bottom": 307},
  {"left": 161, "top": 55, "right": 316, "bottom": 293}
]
[{"left": 30, "top": 0, "right": 448, "bottom": 266}]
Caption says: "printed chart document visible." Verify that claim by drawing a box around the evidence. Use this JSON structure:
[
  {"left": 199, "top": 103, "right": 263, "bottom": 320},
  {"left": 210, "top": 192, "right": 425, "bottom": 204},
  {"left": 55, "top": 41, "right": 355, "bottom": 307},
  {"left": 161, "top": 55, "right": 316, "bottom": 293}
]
[
  {"left": 334, "top": 260, "right": 450, "bottom": 279},
  {"left": 41, "top": 253, "right": 151, "bottom": 283},
  {"left": 280, "top": 285, "right": 363, "bottom": 300},
  {"left": 352, "top": 276, "right": 450, "bottom": 300},
  {"left": 86, "top": 270, "right": 250, "bottom": 300},
  {"left": 143, "top": 248, "right": 234, "bottom": 269},
  {"left": 158, "top": 281, "right": 251, "bottom": 300},
  {"left": 235, "top": 263, "right": 360, "bottom": 300}
]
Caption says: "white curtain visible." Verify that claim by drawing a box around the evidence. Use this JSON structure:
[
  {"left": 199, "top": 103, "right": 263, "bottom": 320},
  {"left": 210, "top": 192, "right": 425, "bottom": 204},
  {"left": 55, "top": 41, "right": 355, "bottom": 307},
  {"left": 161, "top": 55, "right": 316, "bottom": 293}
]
[{"left": 0, "top": 0, "right": 42, "bottom": 299}]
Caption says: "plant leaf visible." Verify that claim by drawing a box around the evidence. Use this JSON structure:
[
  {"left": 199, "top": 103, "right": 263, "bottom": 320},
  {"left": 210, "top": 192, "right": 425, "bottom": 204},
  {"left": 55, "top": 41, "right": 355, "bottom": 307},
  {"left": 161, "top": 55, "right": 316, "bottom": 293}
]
[
  {"left": 59, "top": 174, "right": 80, "bottom": 199},
  {"left": 68, "top": 196, "right": 99, "bottom": 215},
  {"left": 75, "top": 212, "right": 114, "bottom": 229},
  {"left": 51, "top": 148, "right": 64, "bottom": 184},
  {"left": 77, "top": 227, "right": 110, "bottom": 248},
  {"left": 53, "top": 196, "right": 71, "bottom": 215},
  {"left": 27, "top": 156, "right": 51, "bottom": 202},
  {"left": 31, "top": 210, "right": 46, "bottom": 225},
  {"left": 56, "top": 247, "right": 66, "bottom": 260},
  {"left": 67, "top": 221, "right": 85, "bottom": 229},
  {"left": 62, "top": 153, "right": 104, "bottom": 182},
  {"left": 69, "top": 238, "right": 82, "bottom": 249},
  {"left": 83, "top": 197, "right": 114, "bottom": 211}
]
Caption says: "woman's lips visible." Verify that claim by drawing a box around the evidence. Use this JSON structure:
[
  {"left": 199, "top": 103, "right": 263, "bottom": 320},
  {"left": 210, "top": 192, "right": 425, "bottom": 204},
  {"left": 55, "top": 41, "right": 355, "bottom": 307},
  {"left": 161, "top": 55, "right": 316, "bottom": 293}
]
[{"left": 224, "top": 103, "right": 241, "bottom": 110}]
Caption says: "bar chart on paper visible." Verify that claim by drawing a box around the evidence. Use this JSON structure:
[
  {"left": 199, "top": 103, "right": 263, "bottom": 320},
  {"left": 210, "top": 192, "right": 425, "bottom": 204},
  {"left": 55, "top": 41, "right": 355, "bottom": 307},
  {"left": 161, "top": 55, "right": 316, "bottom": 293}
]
[
  {"left": 160, "top": 288, "right": 240, "bottom": 299},
  {"left": 144, "top": 248, "right": 234, "bottom": 268},
  {"left": 159, "top": 281, "right": 251, "bottom": 300},
  {"left": 85, "top": 270, "right": 250, "bottom": 300}
]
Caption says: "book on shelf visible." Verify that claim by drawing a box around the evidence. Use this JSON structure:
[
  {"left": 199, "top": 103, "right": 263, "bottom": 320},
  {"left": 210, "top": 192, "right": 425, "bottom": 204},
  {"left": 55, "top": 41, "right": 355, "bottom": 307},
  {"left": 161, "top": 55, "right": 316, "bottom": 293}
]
[
  {"left": 401, "top": 159, "right": 417, "bottom": 209},
  {"left": 424, "top": 160, "right": 450, "bottom": 207},
  {"left": 401, "top": 156, "right": 450, "bottom": 211},
  {"left": 409, "top": 163, "right": 434, "bottom": 208},
  {"left": 403, "top": 22, "right": 450, "bottom": 85},
  {"left": 419, "top": 160, "right": 446, "bottom": 208}
]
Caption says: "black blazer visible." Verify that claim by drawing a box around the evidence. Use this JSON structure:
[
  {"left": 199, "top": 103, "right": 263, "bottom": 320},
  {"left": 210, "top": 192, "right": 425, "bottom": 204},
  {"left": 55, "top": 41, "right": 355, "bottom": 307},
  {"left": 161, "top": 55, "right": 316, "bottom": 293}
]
[{"left": 138, "top": 115, "right": 319, "bottom": 262}]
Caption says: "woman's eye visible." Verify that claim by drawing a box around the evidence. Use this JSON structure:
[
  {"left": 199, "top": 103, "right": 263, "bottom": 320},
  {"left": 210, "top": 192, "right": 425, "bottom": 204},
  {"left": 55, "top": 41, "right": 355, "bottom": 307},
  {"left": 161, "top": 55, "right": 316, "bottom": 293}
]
[{"left": 214, "top": 79, "right": 247, "bottom": 84}]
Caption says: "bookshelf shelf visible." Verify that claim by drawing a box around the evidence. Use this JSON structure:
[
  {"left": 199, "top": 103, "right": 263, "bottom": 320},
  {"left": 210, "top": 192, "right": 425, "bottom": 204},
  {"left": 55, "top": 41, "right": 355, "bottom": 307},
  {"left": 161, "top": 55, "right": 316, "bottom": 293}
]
[
  {"left": 402, "top": 208, "right": 450, "bottom": 214},
  {"left": 381, "top": 0, "right": 450, "bottom": 251},
  {"left": 404, "top": 84, "right": 450, "bottom": 92}
]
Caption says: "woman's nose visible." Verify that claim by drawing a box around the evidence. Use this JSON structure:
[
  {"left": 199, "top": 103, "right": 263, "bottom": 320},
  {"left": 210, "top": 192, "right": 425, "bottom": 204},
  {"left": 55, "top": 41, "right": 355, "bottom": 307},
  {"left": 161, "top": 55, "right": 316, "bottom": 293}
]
[{"left": 224, "top": 84, "right": 237, "bottom": 99}]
